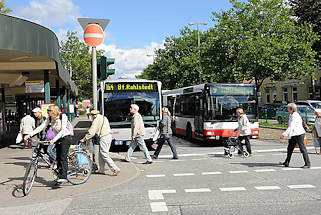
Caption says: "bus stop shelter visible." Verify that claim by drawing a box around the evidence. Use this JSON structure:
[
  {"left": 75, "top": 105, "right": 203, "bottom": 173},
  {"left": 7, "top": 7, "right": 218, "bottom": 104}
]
[{"left": 0, "top": 14, "right": 78, "bottom": 142}]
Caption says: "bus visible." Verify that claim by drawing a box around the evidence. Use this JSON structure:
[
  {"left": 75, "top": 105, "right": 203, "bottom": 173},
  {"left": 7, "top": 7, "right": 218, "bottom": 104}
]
[
  {"left": 163, "top": 83, "right": 259, "bottom": 141},
  {"left": 98, "top": 79, "right": 162, "bottom": 147}
]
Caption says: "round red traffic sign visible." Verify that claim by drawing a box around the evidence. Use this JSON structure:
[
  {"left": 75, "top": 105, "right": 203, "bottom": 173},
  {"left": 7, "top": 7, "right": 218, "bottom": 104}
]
[{"left": 84, "top": 24, "right": 104, "bottom": 47}]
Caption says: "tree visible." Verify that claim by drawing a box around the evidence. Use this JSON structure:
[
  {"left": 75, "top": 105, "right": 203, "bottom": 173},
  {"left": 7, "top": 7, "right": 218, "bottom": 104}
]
[
  {"left": 0, "top": 0, "right": 12, "bottom": 14},
  {"left": 59, "top": 31, "right": 104, "bottom": 99},
  {"left": 138, "top": 27, "right": 217, "bottom": 89},
  {"left": 212, "top": 0, "right": 318, "bottom": 91},
  {"left": 289, "top": 0, "right": 321, "bottom": 62}
]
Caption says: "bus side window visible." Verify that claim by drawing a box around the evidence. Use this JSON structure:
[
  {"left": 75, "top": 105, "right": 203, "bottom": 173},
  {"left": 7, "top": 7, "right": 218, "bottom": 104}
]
[{"left": 175, "top": 96, "right": 180, "bottom": 115}]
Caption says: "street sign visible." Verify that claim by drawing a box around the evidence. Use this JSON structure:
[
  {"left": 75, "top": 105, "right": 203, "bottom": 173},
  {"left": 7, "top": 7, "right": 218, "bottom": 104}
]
[{"left": 84, "top": 24, "right": 104, "bottom": 47}]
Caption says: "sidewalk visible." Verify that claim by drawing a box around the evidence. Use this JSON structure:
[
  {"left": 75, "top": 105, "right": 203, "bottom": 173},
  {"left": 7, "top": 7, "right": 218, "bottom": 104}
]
[{"left": 0, "top": 116, "right": 140, "bottom": 208}]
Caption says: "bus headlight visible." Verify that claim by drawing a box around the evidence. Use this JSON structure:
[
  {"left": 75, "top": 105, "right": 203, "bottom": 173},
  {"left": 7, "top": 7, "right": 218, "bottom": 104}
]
[{"left": 206, "top": 131, "right": 215, "bottom": 136}]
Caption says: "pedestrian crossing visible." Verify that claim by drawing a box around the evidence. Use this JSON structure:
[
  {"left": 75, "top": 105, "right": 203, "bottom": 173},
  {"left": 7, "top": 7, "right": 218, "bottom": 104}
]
[
  {"left": 148, "top": 184, "right": 319, "bottom": 212},
  {"left": 145, "top": 166, "right": 321, "bottom": 178}
]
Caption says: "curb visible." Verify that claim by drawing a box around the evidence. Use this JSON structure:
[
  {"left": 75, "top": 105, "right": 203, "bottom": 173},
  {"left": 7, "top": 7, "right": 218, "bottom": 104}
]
[
  {"left": 260, "top": 126, "right": 312, "bottom": 133},
  {"left": 0, "top": 159, "right": 141, "bottom": 208}
]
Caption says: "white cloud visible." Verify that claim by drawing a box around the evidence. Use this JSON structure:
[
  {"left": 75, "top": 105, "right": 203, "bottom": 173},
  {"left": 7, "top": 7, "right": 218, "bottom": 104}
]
[
  {"left": 97, "top": 42, "right": 164, "bottom": 79},
  {"left": 14, "top": 0, "right": 80, "bottom": 27}
]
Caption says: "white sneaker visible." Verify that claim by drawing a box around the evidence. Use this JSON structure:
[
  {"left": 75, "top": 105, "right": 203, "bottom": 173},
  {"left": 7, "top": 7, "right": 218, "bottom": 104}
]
[{"left": 56, "top": 178, "right": 68, "bottom": 183}]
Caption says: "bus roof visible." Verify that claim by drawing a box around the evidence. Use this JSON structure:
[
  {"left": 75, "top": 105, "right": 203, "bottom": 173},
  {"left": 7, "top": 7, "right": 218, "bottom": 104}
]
[{"left": 163, "top": 83, "right": 255, "bottom": 96}]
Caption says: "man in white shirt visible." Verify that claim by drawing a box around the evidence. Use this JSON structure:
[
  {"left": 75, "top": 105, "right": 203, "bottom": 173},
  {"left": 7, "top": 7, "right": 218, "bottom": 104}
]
[
  {"left": 19, "top": 110, "right": 35, "bottom": 149},
  {"left": 280, "top": 103, "right": 310, "bottom": 168}
]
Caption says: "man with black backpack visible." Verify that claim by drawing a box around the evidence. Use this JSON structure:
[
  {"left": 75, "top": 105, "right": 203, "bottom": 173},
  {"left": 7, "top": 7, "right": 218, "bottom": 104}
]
[{"left": 80, "top": 110, "right": 120, "bottom": 176}]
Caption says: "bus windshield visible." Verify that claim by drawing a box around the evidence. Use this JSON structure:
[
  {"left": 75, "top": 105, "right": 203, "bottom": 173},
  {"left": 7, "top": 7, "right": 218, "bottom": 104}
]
[
  {"left": 104, "top": 92, "right": 160, "bottom": 127},
  {"left": 207, "top": 85, "right": 256, "bottom": 121}
]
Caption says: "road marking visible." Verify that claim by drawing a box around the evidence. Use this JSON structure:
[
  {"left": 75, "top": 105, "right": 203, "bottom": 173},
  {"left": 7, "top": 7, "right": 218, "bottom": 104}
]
[
  {"left": 173, "top": 173, "right": 195, "bottom": 177},
  {"left": 282, "top": 168, "right": 302, "bottom": 171},
  {"left": 229, "top": 170, "right": 248, "bottom": 174},
  {"left": 220, "top": 187, "right": 246, "bottom": 192},
  {"left": 185, "top": 188, "right": 211, "bottom": 193},
  {"left": 148, "top": 190, "right": 176, "bottom": 200},
  {"left": 170, "top": 160, "right": 184, "bottom": 162},
  {"left": 254, "top": 169, "right": 276, "bottom": 172},
  {"left": 146, "top": 174, "right": 166, "bottom": 178},
  {"left": 272, "top": 153, "right": 284, "bottom": 156},
  {"left": 192, "top": 158, "right": 208, "bottom": 161},
  {"left": 255, "top": 186, "right": 281, "bottom": 190},
  {"left": 288, "top": 184, "right": 315, "bottom": 189},
  {"left": 150, "top": 202, "right": 168, "bottom": 212},
  {"left": 153, "top": 161, "right": 165, "bottom": 163},
  {"left": 310, "top": 167, "right": 321, "bottom": 170},
  {"left": 158, "top": 153, "right": 205, "bottom": 158},
  {"left": 255, "top": 147, "right": 313, "bottom": 153},
  {"left": 202, "top": 172, "right": 222, "bottom": 175}
]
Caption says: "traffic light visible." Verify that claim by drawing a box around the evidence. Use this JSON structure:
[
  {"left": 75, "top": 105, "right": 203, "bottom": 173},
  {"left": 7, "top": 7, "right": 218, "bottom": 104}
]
[{"left": 97, "top": 56, "right": 115, "bottom": 79}]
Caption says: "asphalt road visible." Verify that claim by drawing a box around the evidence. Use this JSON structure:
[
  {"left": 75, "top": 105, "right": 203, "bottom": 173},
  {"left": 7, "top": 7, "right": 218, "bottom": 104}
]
[{"left": 4, "top": 136, "right": 321, "bottom": 215}]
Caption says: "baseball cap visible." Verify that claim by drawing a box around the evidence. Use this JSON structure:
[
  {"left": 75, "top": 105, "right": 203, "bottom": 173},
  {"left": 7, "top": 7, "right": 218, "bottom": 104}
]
[
  {"left": 32, "top": 107, "right": 42, "bottom": 113},
  {"left": 90, "top": 110, "right": 100, "bottom": 115}
]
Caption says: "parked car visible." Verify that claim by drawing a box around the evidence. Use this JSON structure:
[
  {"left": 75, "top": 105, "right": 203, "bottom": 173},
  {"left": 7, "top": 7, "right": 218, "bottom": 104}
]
[
  {"left": 259, "top": 104, "right": 279, "bottom": 119},
  {"left": 296, "top": 100, "right": 321, "bottom": 110},
  {"left": 275, "top": 105, "right": 315, "bottom": 125}
]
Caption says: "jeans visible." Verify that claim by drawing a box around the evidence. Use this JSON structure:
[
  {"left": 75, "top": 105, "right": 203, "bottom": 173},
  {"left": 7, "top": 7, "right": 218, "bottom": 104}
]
[
  {"left": 153, "top": 135, "right": 178, "bottom": 158},
  {"left": 238, "top": 135, "right": 252, "bottom": 154},
  {"left": 56, "top": 136, "right": 71, "bottom": 179},
  {"left": 125, "top": 136, "right": 152, "bottom": 162},
  {"left": 99, "top": 134, "right": 119, "bottom": 172},
  {"left": 285, "top": 134, "right": 310, "bottom": 166},
  {"left": 47, "top": 144, "right": 56, "bottom": 161}
]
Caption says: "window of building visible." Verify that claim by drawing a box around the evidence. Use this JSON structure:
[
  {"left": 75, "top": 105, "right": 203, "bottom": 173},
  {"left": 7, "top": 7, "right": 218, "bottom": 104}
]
[
  {"left": 272, "top": 88, "right": 277, "bottom": 102},
  {"left": 292, "top": 87, "right": 298, "bottom": 102},
  {"left": 283, "top": 88, "right": 288, "bottom": 102},
  {"left": 265, "top": 90, "right": 271, "bottom": 104}
]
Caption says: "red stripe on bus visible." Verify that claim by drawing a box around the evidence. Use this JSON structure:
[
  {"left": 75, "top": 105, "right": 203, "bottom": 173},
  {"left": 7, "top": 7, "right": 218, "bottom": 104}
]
[{"left": 204, "top": 128, "right": 259, "bottom": 137}]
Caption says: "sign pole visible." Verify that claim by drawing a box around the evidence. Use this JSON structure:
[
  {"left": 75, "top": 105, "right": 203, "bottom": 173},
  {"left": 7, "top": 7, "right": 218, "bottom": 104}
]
[{"left": 92, "top": 46, "right": 97, "bottom": 110}]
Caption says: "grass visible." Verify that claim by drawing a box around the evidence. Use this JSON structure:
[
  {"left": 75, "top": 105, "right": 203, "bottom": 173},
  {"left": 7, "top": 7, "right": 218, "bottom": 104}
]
[
  {"left": 259, "top": 122, "right": 287, "bottom": 129},
  {"left": 259, "top": 122, "right": 313, "bottom": 131}
]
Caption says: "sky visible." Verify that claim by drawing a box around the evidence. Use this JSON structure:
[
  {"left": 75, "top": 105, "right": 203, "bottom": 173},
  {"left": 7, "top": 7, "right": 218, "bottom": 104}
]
[{"left": 7, "top": 0, "right": 234, "bottom": 78}]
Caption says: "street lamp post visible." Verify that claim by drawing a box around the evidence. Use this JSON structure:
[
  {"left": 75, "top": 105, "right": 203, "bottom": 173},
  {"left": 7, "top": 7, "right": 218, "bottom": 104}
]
[{"left": 188, "top": 22, "right": 208, "bottom": 84}]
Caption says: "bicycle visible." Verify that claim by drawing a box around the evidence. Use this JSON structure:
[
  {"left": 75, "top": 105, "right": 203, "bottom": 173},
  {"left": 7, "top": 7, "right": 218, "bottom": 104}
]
[{"left": 22, "top": 140, "right": 92, "bottom": 196}]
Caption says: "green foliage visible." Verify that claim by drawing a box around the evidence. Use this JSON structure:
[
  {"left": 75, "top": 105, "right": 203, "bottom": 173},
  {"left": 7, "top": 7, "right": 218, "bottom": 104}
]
[
  {"left": 0, "top": 0, "right": 12, "bottom": 14},
  {"left": 212, "top": 0, "right": 318, "bottom": 90},
  {"left": 59, "top": 31, "right": 104, "bottom": 99},
  {"left": 140, "top": 0, "right": 318, "bottom": 91},
  {"left": 289, "top": 0, "right": 321, "bottom": 63}
]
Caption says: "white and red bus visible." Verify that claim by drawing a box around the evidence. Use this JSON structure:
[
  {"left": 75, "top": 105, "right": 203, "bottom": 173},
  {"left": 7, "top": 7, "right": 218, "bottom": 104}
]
[{"left": 163, "top": 83, "right": 259, "bottom": 141}]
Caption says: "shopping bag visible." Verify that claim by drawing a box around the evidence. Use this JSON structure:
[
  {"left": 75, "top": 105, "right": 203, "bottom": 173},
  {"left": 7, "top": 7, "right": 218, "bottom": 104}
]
[{"left": 16, "top": 133, "right": 23, "bottom": 143}]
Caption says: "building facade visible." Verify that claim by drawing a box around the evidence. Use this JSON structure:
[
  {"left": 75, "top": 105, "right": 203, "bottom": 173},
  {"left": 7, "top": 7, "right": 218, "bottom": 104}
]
[{"left": 259, "top": 71, "right": 321, "bottom": 106}]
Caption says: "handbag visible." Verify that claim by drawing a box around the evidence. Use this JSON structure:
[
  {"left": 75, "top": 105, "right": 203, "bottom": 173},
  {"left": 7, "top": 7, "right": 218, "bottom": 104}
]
[
  {"left": 16, "top": 132, "right": 23, "bottom": 143},
  {"left": 46, "top": 127, "right": 56, "bottom": 141},
  {"left": 93, "top": 116, "right": 105, "bottom": 145}
]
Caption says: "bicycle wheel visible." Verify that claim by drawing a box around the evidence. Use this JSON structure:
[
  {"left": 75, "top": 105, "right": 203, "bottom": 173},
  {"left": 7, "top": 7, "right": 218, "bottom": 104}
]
[
  {"left": 22, "top": 158, "right": 38, "bottom": 196},
  {"left": 67, "top": 151, "right": 92, "bottom": 185}
]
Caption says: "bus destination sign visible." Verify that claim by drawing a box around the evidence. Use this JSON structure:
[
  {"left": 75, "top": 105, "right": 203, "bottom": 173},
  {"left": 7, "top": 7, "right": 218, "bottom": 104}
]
[
  {"left": 105, "top": 82, "right": 158, "bottom": 92},
  {"left": 211, "top": 86, "right": 254, "bottom": 96}
]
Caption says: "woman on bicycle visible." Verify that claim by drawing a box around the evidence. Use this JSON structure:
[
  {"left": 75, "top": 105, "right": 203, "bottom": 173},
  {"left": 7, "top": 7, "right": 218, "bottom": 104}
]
[{"left": 24, "top": 105, "right": 72, "bottom": 183}]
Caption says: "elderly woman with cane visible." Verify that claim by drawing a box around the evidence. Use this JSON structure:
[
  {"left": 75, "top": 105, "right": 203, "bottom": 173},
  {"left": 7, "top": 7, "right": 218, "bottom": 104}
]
[{"left": 280, "top": 103, "right": 311, "bottom": 168}]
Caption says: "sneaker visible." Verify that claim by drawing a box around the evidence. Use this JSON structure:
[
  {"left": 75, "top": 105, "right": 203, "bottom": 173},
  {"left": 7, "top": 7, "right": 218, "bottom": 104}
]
[
  {"left": 56, "top": 178, "right": 68, "bottom": 183},
  {"left": 111, "top": 169, "right": 120, "bottom": 176},
  {"left": 172, "top": 157, "right": 178, "bottom": 160},
  {"left": 142, "top": 161, "right": 153, "bottom": 164},
  {"left": 279, "top": 162, "right": 289, "bottom": 167},
  {"left": 301, "top": 165, "right": 311, "bottom": 169}
]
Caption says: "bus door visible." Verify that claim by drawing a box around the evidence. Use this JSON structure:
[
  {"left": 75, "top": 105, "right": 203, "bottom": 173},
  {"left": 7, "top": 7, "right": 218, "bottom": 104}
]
[{"left": 194, "top": 94, "right": 204, "bottom": 137}]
